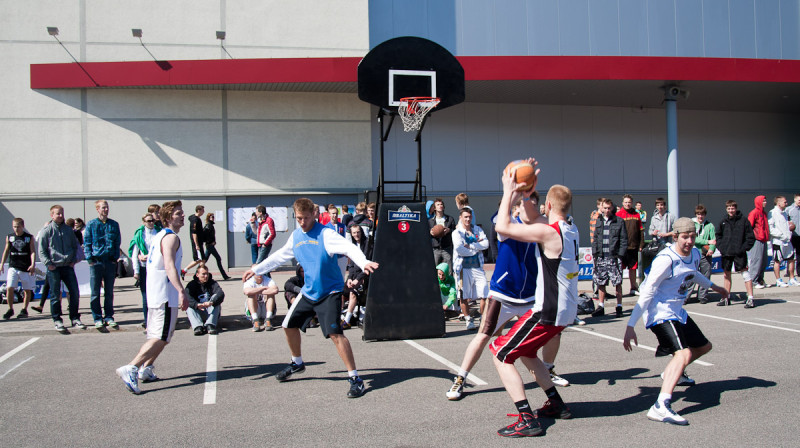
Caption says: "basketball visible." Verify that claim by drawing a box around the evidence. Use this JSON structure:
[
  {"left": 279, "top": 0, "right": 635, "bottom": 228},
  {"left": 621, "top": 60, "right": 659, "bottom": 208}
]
[
  {"left": 431, "top": 224, "right": 445, "bottom": 238},
  {"left": 504, "top": 160, "right": 536, "bottom": 191}
]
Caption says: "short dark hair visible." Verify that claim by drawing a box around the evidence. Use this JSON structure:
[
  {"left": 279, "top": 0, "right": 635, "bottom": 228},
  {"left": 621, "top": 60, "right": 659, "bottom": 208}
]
[
  {"left": 623, "top": 194, "right": 633, "bottom": 201},
  {"left": 695, "top": 204, "right": 707, "bottom": 215},
  {"left": 775, "top": 195, "right": 785, "bottom": 205},
  {"left": 655, "top": 198, "right": 666, "bottom": 206},
  {"left": 725, "top": 200, "right": 738, "bottom": 209},
  {"left": 162, "top": 200, "right": 183, "bottom": 223},
  {"left": 195, "top": 205, "right": 204, "bottom": 213},
  {"left": 12, "top": 217, "right": 24, "bottom": 226}
]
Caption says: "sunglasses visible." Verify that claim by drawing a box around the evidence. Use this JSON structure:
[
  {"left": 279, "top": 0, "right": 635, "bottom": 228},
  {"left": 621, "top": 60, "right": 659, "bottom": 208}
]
[{"left": 144, "top": 220, "right": 154, "bottom": 223}]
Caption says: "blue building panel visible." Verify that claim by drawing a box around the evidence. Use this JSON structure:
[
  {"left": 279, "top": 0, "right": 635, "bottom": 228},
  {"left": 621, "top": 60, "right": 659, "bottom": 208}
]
[
  {"left": 589, "top": 0, "right": 621, "bottom": 55},
  {"left": 427, "top": 0, "right": 458, "bottom": 55},
  {"left": 392, "top": 0, "right": 430, "bottom": 42},
  {"left": 702, "top": 0, "right": 732, "bottom": 57},
  {"left": 618, "top": 0, "right": 649, "bottom": 56},
  {"left": 781, "top": 0, "right": 800, "bottom": 59},
  {"left": 459, "top": 0, "right": 496, "bottom": 55},
  {"left": 495, "top": 0, "right": 529, "bottom": 55},
  {"left": 526, "top": 0, "right": 561, "bottom": 55},
  {"left": 558, "top": 0, "right": 591, "bottom": 55},
  {"left": 755, "top": 0, "right": 782, "bottom": 59},
  {"left": 368, "top": 1, "right": 396, "bottom": 48},
  {"left": 729, "top": 0, "right": 758, "bottom": 58},
  {"left": 647, "top": 0, "right": 677, "bottom": 56},
  {"left": 675, "top": 0, "right": 704, "bottom": 56}
]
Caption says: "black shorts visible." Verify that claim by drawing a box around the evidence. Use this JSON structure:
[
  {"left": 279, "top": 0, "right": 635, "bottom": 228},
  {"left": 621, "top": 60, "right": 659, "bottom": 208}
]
[
  {"left": 284, "top": 292, "right": 343, "bottom": 338},
  {"left": 191, "top": 241, "right": 203, "bottom": 261},
  {"left": 650, "top": 316, "right": 709, "bottom": 357},
  {"left": 721, "top": 254, "right": 747, "bottom": 272},
  {"left": 620, "top": 250, "right": 639, "bottom": 270}
]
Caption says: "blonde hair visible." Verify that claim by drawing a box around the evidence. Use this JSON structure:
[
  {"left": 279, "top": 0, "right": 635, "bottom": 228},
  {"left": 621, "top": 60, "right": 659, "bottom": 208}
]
[{"left": 546, "top": 185, "right": 572, "bottom": 214}]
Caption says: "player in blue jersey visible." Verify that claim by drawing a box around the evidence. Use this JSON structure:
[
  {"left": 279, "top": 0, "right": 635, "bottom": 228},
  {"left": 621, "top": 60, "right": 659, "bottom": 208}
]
[{"left": 243, "top": 198, "right": 379, "bottom": 398}]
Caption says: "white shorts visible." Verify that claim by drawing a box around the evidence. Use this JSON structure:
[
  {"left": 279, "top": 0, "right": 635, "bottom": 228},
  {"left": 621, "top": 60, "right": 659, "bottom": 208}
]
[
  {"left": 6, "top": 268, "right": 35, "bottom": 291},
  {"left": 460, "top": 267, "right": 488, "bottom": 300},
  {"left": 146, "top": 304, "right": 178, "bottom": 343}
]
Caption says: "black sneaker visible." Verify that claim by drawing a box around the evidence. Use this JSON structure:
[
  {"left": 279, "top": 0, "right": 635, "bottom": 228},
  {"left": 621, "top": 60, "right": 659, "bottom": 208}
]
[
  {"left": 347, "top": 376, "right": 365, "bottom": 398},
  {"left": 276, "top": 362, "right": 305, "bottom": 382},
  {"left": 591, "top": 307, "right": 604, "bottom": 317},
  {"left": 537, "top": 399, "right": 572, "bottom": 419},
  {"left": 206, "top": 324, "right": 218, "bottom": 335},
  {"left": 497, "top": 413, "right": 542, "bottom": 438},
  {"left": 54, "top": 321, "right": 68, "bottom": 333},
  {"left": 615, "top": 306, "right": 623, "bottom": 318},
  {"left": 17, "top": 309, "right": 28, "bottom": 319},
  {"left": 3, "top": 309, "right": 14, "bottom": 320},
  {"left": 194, "top": 327, "right": 205, "bottom": 336}
]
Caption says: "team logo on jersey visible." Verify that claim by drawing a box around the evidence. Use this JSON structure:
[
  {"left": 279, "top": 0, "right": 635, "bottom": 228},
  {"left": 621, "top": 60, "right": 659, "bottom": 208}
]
[{"left": 387, "top": 205, "right": 420, "bottom": 223}]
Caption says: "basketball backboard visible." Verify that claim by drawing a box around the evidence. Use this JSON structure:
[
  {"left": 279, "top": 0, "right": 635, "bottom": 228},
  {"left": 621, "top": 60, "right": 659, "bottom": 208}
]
[{"left": 358, "top": 36, "right": 465, "bottom": 110}]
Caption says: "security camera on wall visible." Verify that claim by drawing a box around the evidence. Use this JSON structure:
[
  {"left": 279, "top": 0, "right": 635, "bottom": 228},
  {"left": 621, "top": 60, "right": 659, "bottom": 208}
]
[{"left": 664, "top": 86, "right": 689, "bottom": 101}]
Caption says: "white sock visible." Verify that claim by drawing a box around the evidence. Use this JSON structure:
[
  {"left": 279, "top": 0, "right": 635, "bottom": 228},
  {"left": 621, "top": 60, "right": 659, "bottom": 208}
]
[
  {"left": 344, "top": 312, "right": 353, "bottom": 322},
  {"left": 458, "top": 369, "right": 469, "bottom": 380},
  {"left": 266, "top": 311, "right": 274, "bottom": 319},
  {"left": 543, "top": 362, "right": 554, "bottom": 371},
  {"left": 348, "top": 369, "right": 359, "bottom": 378},
  {"left": 657, "top": 392, "right": 672, "bottom": 405},
  {"left": 291, "top": 356, "right": 303, "bottom": 365}
]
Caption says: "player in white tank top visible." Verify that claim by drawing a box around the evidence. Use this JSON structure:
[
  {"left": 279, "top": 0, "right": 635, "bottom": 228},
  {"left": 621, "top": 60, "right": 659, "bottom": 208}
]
[{"left": 146, "top": 229, "right": 183, "bottom": 308}]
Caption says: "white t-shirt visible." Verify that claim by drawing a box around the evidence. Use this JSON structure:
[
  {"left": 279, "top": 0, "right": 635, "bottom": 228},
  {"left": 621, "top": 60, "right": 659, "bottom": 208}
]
[{"left": 243, "top": 275, "right": 276, "bottom": 303}]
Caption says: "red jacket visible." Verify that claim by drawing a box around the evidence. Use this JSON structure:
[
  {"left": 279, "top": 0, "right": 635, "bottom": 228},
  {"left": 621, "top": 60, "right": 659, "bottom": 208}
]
[
  {"left": 616, "top": 207, "right": 645, "bottom": 250},
  {"left": 257, "top": 216, "right": 276, "bottom": 247},
  {"left": 748, "top": 195, "right": 769, "bottom": 242}
]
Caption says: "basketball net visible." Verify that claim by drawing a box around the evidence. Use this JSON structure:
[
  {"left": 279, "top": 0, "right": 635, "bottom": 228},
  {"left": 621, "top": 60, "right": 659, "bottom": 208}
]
[{"left": 398, "top": 97, "right": 440, "bottom": 132}]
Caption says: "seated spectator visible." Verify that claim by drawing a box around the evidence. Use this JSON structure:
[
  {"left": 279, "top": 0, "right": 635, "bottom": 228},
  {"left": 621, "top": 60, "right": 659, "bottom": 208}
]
[
  {"left": 283, "top": 266, "right": 317, "bottom": 328},
  {"left": 185, "top": 266, "right": 225, "bottom": 335},
  {"left": 437, "top": 262, "right": 459, "bottom": 319},
  {"left": 243, "top": 272, "right": 278, "bottom": 332},
  {"left": 341, "top": 224, "right": 372, "bottom": 328}
]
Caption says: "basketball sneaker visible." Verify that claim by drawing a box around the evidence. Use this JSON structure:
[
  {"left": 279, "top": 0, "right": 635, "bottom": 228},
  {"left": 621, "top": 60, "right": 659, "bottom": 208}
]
[
  {"left": 537, "top": 399, "right": 572, "bottom": 419},
  {"left": 138, "top": 365, "right": 158, "bottom": 383},
  {"left": 789, "top": 278, "right": 800, "bottom": 286},
  {"left": 465, "top": 317, "right": 476, "bottom": 330},
  {"left": 647, "top": 399, "right": 687, "bottom": 425},
  {"left": 116, "top": 365, "right": 141, "bottom": 395},
  {"left": 275, "top": 361, "right": 305, "bottom": 382},
  {"left": 446, "top": 375, "right": 465, "bottom": 400},
  {"left": 549, "top": 368, "right": 570, "bottom": 387},
  {"left": 660, "top": 370, "right": 696, "bottom": 386},
  {"left": 776, "top": 279, "right": 789, "bottom": 288},
  {"left": 744, "top": 297, "right": 755, "bottom": 309},
  {"left": 347, "top": 376, "right": 365, "bottom": 398},
  {"left": 497, "top": 413, "right": 542, "bottom": 437}
]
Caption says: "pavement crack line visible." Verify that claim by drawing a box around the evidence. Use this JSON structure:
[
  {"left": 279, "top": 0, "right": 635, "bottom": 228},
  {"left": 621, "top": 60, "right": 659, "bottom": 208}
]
[
  {"left": 204, "top": 334, "right": 217, "bottom": 405},
  {"left": 569, "top": 327, "right": 713, "bottom": 366},
  {"left": 0, "top": 337, "right": 40, "bottom": 365},
  {"left": 403, "top": 339, "right": 487, "bottom": 386},
  {"left": 0, "top": 356, "right": 34, "bottom": 380}
]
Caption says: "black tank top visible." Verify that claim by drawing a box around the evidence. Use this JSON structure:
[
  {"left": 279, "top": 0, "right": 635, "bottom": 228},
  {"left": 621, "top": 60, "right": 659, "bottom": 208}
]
[{"left": 8, "top": 232, "right": 33, "bottom": 270}]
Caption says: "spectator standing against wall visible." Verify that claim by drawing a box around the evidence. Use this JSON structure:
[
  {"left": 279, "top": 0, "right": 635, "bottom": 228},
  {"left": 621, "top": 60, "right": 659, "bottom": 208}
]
[
  {"left": 255, "top": 205, "right": 276, "bottom": 264},
  {"left": 1, "top": 218, "right": 36, "bottom": 319},
  {"left": 768, "top": 196, "right": 796, "bottom": 288},
  {"left": 39, "top": 205, "right": 83, "bottom": 333},
  {"left": 130, "top": 213, "right": 159, "bottom": 328},
  {"left": 245, "top": 212, "right": 259, "bottom": 264},
  {"left": 429, "top": 198, "right": 456, "bottom": 269},
  {"left": 786, "top": 194, "right": 800, "bottom": 284},
  {"left": 747, "top": 196, "right": 770, "bottom": 289},
  {"left": 84, "top": 199, "right": 122, "bottom": 330},
  {"left": 617, "top": 194, "right": 645, "bottom": 295},
  {"left": 716, "top": 200, "right": 756, "bottom": 307},
  {"left": 692, "top": 205, "right": 716, "bottom": 304}
]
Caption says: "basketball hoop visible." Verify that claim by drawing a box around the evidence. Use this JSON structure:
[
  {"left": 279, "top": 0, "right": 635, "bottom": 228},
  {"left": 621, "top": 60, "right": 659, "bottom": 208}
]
[{"left": 397, "top": 97, "right": 440, "bottom": 132}]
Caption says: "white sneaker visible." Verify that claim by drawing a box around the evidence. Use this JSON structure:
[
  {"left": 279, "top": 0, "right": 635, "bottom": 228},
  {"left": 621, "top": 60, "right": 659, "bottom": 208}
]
[
  {"left": 647, "top": 400, "right": 687, "bottom": 425},
  {"left": 789, "top": 278, "right": 800, "bottom": 286},
  {"left": 465, "top": 318, "right": 476, "bottom": 330},
  {"left": 573, "top": 317, "right": 586, "bottom": 326},
  {"left": 776, "top": 279, "right": 789, "bottom": 288},
  {"left": 661, "top": 371, "right": 696, "bottom": 386},
  {"left": 116, "top": 365, "right": 141, "bottom": 394},
  {"left": 549, "top": 368, "right": 570, "bottom": 387},
  {"left": 138, "top": 365, "right": 158, "bottom": 383},
  {"left": 446, "top": 376, "right": 464, "bottom": 400},
  {"left": 754, "top": 282, "right": 766, "bottom": 289}
]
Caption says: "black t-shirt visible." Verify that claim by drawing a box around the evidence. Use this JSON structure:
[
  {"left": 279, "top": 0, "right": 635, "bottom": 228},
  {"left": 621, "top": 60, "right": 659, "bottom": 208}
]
[
  {"left": 7, "top": 232, "right": 33, "bottom": 270},
  {"left": 189, "top": 215, "right": 204, "bottom": 245}
]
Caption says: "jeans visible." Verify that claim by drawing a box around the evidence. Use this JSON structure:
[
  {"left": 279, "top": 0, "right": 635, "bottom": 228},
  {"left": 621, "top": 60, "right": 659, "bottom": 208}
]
[
  {"left": 250, "top": 244, "right": 259, "bottom": 264},
  {"left": 89, "top": 260, "right": 117, "bottom": 323},
  {"left": 256, "top": 244, "right": 272, "bottom": 264},
  {"left": 48, "top": 266, "right": 81, "bottom": 322},
  {"left": 697, "top": 255, "right": 712, "bottom": 300},
  {"left": 186, "top": 305, "right": 220, "bottom": 329},
  {"left": 203, "top": 244, "right": 228, "bottom": 277},
  {"left": 137, "top": 264, "right": 148, "bottom": 324}
]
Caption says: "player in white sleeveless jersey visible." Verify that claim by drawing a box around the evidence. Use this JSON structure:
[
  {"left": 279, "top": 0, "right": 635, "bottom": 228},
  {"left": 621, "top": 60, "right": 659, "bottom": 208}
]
[
  {"left": 116, "top": 201, "right": 188, "bottom": 395},
  {"left": 487, "top": 160, "right": 580, "bottom": 438},
  {"left": 624, "top": 217, "right": 729, "bottom": 425}
]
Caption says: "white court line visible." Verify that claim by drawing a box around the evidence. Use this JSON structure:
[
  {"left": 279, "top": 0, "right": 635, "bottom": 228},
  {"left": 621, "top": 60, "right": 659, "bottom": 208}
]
[
  {"left": 569, "top": 327, "right": 714, "bottom": 366},
  {"left": 0, "top": 356, "right": 34, "bottom": 380},
  {"left": 753, "top": 318, "right": 800, "bottom": 327},
  {"left": 690, "top": 311, "right": 800, "bottom": 334},
  {"left": 783, "top": 300, "right": 800, "bottom": 304},
  {"left": 403, "top": 339, "right": 487, "bottom": 385},
  {"left": 0, "top": 337, "right": 39, "bottom": 365},
  {"left": 203, "top": 334, "right": 217, "bottom": 405}
]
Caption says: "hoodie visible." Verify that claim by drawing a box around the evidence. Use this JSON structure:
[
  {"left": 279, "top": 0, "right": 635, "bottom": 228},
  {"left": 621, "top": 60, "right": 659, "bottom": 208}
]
[
  {"left": 768, "top": 204, "right": 792, "bottom": 245},
  {"left": 185, "top": 272, "right": 225, "bottom": 309},
  {"left": 748, "top": 195, "right": 770, "bottom": 242},
  {"left": 717, "top": 210, "right": 755, "bottom": 256},
  {"left": 437, "top": 263, "right": 457, "bottom": 308}
]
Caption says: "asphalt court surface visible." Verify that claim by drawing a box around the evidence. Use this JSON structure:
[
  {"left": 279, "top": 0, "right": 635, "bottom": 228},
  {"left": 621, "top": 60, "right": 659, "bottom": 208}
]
[{"left": 1, "top": 271, "right": 799, "bottom": 447}]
